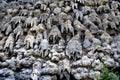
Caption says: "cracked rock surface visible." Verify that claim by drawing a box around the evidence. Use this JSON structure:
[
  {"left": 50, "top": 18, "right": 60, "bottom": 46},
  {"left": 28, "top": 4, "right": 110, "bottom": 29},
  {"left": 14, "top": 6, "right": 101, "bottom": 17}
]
[{"left": 0, "top": 0, "right": 120, "bottom": 80}]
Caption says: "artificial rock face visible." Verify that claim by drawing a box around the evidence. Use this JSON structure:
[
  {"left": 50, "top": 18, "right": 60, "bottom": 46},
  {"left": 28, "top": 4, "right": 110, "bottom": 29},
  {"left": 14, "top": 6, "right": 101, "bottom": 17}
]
[{"left": 0, "top": 0, "right": 120, "bottom": 80}]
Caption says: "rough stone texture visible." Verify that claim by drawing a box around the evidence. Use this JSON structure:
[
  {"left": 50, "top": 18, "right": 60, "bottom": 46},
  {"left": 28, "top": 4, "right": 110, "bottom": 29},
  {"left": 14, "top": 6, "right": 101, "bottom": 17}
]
[{"left": 0, "top": 0, "right": 120, "bottom": 80}]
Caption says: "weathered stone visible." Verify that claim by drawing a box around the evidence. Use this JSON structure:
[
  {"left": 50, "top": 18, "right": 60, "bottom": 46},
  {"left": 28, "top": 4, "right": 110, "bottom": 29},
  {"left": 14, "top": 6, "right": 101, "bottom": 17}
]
[{"left": 0, "top": 0, "right": 120, "bottom": 80}]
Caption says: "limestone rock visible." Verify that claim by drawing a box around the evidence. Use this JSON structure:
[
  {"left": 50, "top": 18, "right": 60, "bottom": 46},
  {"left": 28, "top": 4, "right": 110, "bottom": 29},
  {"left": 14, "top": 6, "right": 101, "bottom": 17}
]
[{"left": 0, "top": 0, "right": 120, "bottom": 80}]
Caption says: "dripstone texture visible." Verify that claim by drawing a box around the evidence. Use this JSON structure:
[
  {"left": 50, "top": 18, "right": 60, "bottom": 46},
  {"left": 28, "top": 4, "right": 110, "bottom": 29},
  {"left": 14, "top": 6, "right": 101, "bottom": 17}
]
[{"left": 0, "top": 0, "right": 120, "bottom": 80}]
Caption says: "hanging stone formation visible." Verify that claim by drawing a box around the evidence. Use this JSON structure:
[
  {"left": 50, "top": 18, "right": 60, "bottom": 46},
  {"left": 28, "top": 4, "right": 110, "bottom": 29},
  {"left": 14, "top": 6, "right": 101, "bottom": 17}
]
[{"left": 0, "top": 0, "right": 120, "bottom": 80}]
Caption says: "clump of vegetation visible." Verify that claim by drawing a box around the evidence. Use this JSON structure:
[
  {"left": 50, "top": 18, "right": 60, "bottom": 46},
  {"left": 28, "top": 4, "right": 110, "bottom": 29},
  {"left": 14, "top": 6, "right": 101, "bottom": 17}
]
[{"left": 100, "top": 66, "right": 120, "bottom": 80}]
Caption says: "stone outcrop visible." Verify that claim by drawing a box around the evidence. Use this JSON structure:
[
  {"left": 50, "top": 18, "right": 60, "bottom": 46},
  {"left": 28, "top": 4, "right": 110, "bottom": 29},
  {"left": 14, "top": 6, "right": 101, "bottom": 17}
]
[{"left": 0, "top": 0, "right": 120, "bottom": 80}]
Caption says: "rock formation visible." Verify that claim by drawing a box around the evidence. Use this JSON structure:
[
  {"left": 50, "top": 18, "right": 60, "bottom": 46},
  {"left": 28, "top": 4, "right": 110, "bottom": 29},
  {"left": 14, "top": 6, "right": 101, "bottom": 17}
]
[{"left": 0, "top": 0, "right": 120, "bottom": 80}]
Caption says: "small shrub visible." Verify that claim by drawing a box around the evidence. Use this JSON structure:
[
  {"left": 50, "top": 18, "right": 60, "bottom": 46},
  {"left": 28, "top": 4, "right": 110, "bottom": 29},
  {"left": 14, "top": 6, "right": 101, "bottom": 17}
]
[{"left": 100, "top": 66, "right": 120, "bottom": 80}]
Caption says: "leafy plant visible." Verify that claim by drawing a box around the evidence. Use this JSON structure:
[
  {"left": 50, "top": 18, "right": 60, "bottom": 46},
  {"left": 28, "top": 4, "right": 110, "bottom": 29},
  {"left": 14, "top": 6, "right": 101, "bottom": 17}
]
[{"left": 100, "top": 66, "right": 120, "bottom": 80}]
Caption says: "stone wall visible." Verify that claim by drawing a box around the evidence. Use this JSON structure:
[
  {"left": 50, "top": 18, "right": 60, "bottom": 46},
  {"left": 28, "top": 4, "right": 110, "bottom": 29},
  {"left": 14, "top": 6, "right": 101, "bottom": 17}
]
[{"left": 0, "top": 0, "right": 120, "bottom": 80}]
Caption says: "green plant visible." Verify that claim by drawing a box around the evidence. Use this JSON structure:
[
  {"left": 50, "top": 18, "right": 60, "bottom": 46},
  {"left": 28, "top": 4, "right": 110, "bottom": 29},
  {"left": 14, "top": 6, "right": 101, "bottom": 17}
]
[{"left": 100, "top": 66, "right": 120, "bottom": 80}]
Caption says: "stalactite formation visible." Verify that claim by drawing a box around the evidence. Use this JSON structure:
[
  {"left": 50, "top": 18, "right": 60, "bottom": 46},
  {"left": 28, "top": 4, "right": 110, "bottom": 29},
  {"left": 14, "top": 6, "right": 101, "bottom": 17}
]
[{"left": 0, "top": 0, "right": 120, "bottom": 80}]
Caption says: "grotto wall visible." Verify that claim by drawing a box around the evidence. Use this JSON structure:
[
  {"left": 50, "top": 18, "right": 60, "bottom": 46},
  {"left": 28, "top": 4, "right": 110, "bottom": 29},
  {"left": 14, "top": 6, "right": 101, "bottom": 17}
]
[{"left": 0, "top": 0, "right": 120, "bottom": 80}]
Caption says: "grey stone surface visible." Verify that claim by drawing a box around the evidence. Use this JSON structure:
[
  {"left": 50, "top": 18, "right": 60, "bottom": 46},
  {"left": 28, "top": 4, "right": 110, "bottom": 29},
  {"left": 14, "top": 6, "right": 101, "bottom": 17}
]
[{"left": 0, "top": 0, "right": 120, "bottom": 80}]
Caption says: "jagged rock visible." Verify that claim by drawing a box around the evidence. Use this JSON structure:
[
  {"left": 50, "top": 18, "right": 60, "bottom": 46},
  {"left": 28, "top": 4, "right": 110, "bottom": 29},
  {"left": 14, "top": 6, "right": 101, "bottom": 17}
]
[
  {"left": 53, "top": 7, "right": 61, "bottom": 14},
  {"left": 104, "top": 58, "right": 116, "bottom": 67},
  {"left": 71, "top": 68, "right": 89, "bottom": 80},
  {"left": 0, "top": 68, "right": 14, "bottom": 80},
  {"left": 49, "top": 25, "right": 61, "bottom": 43},
  {"left": 4, "top": 33, "right": 14, "bottom": 52},
  {"left": 39, "top": 39, "right": 50, "bottom": 57},
  {"left": 89, "top": 70, "right": 101, "bottom": 80},
  {"left": 66, "top": 34, "right": 82, "bottom": 59},
  {"left": 59, "top": 58, "right": 70, "bottom": 73},
  {"left": 81, "top": 56, "right": 91, "bottom": 66},
  {"left": 0, "top": 0, "right": 120, "bottom": 80},
  {"left": 31, "top": 61, "right": 42, "bottom": 80},
  {"left": 92, "top": 59, "right": 103, "bottom": 70},
  {"left": 73, "top": 20, "right": 86, "bottom": 31},
  {"left": 24, "top": 34, "right": 35, "bottom": 49},
  {"left": 39, "top": 75, "right": 52, "bottom": 80}
]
